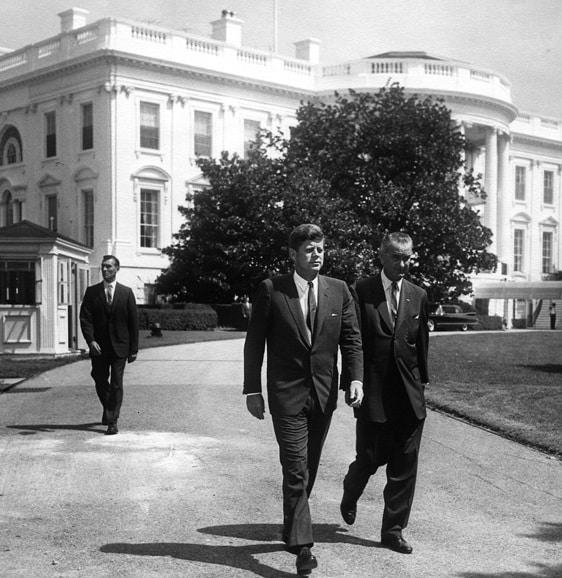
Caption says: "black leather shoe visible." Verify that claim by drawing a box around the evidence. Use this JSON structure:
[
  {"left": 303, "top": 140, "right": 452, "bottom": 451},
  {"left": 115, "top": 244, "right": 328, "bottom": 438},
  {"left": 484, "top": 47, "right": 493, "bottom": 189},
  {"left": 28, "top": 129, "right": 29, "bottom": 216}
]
[
  {"left": 381, "top": 534, "right": 413, "bottom": 554},
  {"left": 340, "top": 497, "right": 357, "bottom": 525},
  {"left": 296, "top": 547, "right": 318, "bottom": 575},
  {"left": 105, "top": 424, "right": 119, "bottom": 435}
]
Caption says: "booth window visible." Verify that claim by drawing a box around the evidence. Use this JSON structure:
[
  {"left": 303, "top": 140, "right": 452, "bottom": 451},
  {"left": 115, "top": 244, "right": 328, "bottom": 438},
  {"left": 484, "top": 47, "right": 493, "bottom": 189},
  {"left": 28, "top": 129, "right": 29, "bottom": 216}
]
[{"left": 0, "top": 260, "right": 36, "bottom": 305}]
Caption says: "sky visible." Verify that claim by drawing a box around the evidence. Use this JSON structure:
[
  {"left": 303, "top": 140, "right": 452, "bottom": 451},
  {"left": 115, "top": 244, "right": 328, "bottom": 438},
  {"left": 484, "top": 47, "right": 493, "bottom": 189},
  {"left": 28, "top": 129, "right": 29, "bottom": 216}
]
[{"left": 0, "top": 0, "right": 560, "bottom": 118}]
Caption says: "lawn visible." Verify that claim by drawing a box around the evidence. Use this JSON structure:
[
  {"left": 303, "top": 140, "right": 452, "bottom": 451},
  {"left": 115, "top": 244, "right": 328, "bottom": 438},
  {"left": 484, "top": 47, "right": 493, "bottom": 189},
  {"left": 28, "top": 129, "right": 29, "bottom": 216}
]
[
  {"left": 427, "top": 331, "right": 562, "bottom": 457},
  {"left": 1, "top": 329, "right": 561, "bottom": 458}
]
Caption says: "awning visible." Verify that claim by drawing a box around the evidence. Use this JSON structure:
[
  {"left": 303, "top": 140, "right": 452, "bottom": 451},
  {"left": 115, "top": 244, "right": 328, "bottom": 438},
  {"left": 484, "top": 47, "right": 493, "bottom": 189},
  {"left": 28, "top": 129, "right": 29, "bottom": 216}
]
[{"left": 473, "top": 281, "right": 562, "bottom": 300}]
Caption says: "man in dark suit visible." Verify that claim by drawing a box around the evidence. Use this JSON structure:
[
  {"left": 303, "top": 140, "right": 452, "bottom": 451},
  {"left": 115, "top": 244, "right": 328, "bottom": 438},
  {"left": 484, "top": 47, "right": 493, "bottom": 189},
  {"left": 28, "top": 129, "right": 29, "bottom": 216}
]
[
  {"left": 80, "top": 255, "right": 139, "bottom": 435},
  {"left": 244, "top": 224, "right": 363, "bottom": 576},
  {"left": 340, "top": 232, "right": 429, "bottom": 555}
]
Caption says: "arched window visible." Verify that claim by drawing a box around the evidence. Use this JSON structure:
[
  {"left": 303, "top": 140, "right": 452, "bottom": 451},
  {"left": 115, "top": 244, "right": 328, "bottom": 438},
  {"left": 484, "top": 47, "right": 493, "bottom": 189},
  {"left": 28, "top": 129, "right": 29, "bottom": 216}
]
[{"left": 0, "top": 126, "right": 23, "bottom": 166}]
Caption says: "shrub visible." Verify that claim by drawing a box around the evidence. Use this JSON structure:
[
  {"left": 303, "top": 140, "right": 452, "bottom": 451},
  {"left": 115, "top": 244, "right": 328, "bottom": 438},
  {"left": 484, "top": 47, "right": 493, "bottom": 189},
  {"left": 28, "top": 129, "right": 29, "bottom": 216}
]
[
  {"left": 511, "top": 318, "right": 527, "bottom": 329},
  {"left": 473, "top": 315, "right": 503, "bottom": 331},
  {"left": 137, "top": 305, "right": 217, "bottom": 331}
]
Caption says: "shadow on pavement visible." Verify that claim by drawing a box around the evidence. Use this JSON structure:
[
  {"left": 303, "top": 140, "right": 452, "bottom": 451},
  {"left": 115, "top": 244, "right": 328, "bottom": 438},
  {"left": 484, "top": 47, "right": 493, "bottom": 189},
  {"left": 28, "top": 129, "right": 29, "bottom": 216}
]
[
  {"left": 457, "top": 563, "right": 562, "bottom": 578},
  {"left": 7, "top": 423, "right": 105, "bottom": 435},
  {"left": 101, "top": 523, "right": 379, "bottom": 577},
  {"left": 517, "top": 363, "right": 562, "bottom": 374}
]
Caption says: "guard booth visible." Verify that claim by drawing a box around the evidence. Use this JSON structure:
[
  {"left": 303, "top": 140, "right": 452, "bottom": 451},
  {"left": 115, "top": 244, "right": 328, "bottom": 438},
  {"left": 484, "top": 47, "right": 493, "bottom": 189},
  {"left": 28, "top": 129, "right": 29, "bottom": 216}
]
[{"left": 0, "top": 221, "right": 91, "bottom": 356}]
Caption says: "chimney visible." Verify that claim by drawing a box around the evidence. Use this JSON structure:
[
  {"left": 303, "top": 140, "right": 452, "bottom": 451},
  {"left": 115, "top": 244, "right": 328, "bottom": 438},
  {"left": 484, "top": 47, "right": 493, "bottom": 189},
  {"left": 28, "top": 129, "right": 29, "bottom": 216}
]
[
  {"left": 58, "top": 8, "right": 89, "bottom": 33},
  {"left": 211, "top": 10, "right": 243, "bottom": 46},
  {"left": 294, "top": 38, "right": 320, "bottom": 64}
]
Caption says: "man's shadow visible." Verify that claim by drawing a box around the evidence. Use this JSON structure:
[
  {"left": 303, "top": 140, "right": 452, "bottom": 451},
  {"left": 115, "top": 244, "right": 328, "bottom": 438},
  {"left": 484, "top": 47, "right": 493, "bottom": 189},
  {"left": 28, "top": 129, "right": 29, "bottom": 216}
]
[
  {"left": 101, "top": 523, "right": 378, "bottom": 577},
  {"left": 7, "top": 423, "right": 106, "bottom": 435}
]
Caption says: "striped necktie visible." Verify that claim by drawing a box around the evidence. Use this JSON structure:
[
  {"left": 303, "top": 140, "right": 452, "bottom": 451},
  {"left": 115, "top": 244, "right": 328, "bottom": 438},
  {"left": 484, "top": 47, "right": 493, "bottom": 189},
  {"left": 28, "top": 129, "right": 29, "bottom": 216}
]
[
  {"left": 390, "top": 281, "right": 399, "bottom": 325},
  {"left": 307, "top": 281, "right": 317, "bottom": 338},
  {"left": 106, "top": 285, "right": 113, "bottom": 306}
]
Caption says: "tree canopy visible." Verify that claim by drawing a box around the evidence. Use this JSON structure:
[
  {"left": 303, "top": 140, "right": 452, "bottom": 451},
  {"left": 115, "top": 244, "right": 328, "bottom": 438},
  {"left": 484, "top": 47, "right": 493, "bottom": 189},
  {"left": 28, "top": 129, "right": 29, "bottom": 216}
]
[{"left": 157, "top": 85, "right": 497, "bottom": 304}]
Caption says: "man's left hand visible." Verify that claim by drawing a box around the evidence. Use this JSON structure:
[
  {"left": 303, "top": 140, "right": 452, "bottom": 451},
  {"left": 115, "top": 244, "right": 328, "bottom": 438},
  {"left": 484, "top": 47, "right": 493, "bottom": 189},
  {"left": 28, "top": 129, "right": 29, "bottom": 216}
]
[{"left": 346, "top": 381, "right": 363, "bottom": 408}]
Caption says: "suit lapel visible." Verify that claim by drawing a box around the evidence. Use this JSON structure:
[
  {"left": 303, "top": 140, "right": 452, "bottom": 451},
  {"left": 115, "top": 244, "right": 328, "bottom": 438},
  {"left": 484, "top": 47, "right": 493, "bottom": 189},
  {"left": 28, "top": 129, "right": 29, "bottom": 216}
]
[
  {"left": 282, "top": 275, "right": 311, "bottom": 347},
  {"left": 395, "top": 280, "right": 412, "bottom": 331},
  {"left": 313, "top": 275, "right": 330, "bottom": 341},
  {"left": 373, "top": 276, "right": 394, "bottom": 333}
]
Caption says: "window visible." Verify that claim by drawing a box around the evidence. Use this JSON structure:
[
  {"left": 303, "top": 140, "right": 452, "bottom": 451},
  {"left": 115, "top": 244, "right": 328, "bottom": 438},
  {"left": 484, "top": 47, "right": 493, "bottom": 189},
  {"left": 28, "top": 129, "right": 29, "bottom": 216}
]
[
  {"left": 58, "top": 261, "right": 68, "bottom": 305},
  {"left": 515, "top": 166, "right": 526, "bottom": 201},
  {"left": 47, "top": 195, "right": 57, "bottom": 231},
  {"left": 140, "top": 188, "right": 159, "bottom": 248},
  {"left": 81, "top": 103, "right": 93, "bottom": 150},
  {"left": 542, "top": 232, "right": 553, "bottom": 274},
  {"left": 0, "top": 126, "right": 23, "bottom": 166},
  {"left": 243, "top": 119, "right": 261, "bottom": 158},
  {"left": 544, "top": 171, "right": 554, "bottom": 205},
  {"left": 6, "top": 143, "right": 17, "bottom": 164},
  {"left": 0, "top": 260, "right": 36, "bottom": 305},
  {"left": 83, "top": 189, "right": 94, "bottom": 247},
  {"left": 140, "top": 102, "right": 160, "bottom": 149},
  {"left": 194, "top": 111, "right": 212, "bottom": 156},
  {"left": 1, "top": 190, "right": 13, "bottom": 226},
  {"left": 45, "top": 111, "right": 57, "bottom": 157},
  {"left": 513, "top": 229, "right": 524, "bottom": 272}
]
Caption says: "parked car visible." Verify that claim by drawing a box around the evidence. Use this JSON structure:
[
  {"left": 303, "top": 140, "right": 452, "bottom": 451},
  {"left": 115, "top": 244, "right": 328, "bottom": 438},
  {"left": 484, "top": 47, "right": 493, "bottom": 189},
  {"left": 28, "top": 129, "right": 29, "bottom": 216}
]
[{"left": 428, "top": 304, "right": 478, "bottom": 332}]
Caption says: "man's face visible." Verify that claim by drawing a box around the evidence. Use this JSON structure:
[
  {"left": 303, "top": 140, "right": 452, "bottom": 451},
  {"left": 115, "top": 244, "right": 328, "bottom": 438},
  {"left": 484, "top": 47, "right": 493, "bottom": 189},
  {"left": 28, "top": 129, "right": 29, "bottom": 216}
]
[
  {"left": 101, "top": 259, "right": 119, "bottom": 283},
  {"left": 290, "top": 239, "right": 324, "bottom": 281},
  {"left": 380, "top": 241, "right": 413, "bottom": 282}
]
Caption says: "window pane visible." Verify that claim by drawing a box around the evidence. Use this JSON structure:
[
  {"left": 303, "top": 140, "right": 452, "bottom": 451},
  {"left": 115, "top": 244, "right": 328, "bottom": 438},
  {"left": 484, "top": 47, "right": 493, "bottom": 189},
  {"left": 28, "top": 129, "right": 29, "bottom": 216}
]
[
  {"left": 0, "top": 261, "right": 36, "bottom": 305},
  {"left": 194, "top": 111, "right": 212, "bottom": 156},
  {"left": 140, "top": 188, "right": 159, "bottom": 248},
  {"left": 244, "top": 119, "right": 260, "bottom": 158},
  {"left": 45, "top": 112, "right": 57, "bottom": 157},
  {"left": 83, "top": 189, "right": 94, "bottom": 247},
  {"left": 47, "top": 195, "right": 57, "bottom": 231},
  {"left": 515, "top": 166, "right": 525, "bottom": 201},
  {"left": 82, "top": 103, "right": 93, "bottom": 150},
  {"left": 544, "top": 171, "right": 554, "bottom": 205},
  {"left": 542, "top": 232, "right": 553, "bottom": 274},
  {"left": 513, "top": 229, "right": 524, "bottom": 272},
  {"left": 140, "top": 102, "right": 160, "bottom": 149}
]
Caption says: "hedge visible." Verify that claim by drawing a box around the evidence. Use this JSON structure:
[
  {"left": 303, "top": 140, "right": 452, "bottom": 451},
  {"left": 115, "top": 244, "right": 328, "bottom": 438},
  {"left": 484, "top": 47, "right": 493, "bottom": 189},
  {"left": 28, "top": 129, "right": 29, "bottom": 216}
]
[
  {"left": 473, "top": 315, "right": 503, "bottom": 331},
  {"left": 137, "top": 305, "right": 217, "bottom": 331}
]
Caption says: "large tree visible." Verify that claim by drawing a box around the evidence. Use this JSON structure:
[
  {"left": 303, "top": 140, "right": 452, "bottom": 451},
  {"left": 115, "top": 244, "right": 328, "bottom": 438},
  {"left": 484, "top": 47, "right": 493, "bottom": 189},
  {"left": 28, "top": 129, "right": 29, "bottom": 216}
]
[{"left": 157, "top": 85, "right": 497, "bottom": 303}]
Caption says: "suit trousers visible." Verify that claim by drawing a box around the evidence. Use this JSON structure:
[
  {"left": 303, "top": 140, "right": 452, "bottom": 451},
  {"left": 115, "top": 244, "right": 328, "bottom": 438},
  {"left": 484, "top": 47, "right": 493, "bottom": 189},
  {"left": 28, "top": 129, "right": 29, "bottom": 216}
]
[
  {"left": 344, "top": 407, "right": 424, "bottom": 538},
  {"left": 90, "top": 351, "right": 127, "bottom": 425},
  {"left": 271, "top": 388, "right": 333, "bottom": 552}
]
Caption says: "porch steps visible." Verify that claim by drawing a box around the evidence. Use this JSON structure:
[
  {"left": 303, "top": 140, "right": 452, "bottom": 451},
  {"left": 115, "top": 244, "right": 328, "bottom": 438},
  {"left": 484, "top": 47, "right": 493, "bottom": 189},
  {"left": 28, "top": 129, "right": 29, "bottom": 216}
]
[{"left": 534, "top": 299, "right": 560, "bottom": 330}]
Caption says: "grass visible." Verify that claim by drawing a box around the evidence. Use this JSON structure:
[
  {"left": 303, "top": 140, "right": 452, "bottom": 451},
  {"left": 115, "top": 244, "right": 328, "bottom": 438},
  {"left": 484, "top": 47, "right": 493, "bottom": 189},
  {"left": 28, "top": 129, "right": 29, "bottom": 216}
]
[
  {"left": 1, "top": 328, "right": 561, "bottom": 458},
  {"left": 427, "top": 331, "right": 562, "bottom": 457}
]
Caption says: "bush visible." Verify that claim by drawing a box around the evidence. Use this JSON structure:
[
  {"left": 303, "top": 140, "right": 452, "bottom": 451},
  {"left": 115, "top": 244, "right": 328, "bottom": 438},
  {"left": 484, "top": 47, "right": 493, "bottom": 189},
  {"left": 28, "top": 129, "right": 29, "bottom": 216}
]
[
  {"left": 211, "top": 303, "right": 247, "bottom": 329},
  {"left": 473, "top": 315, "right": 503, "bottom": 331},
  {"left": 511, "top": 318, "right": 527, "bottom": 329},
  {"left": 137, "top": 305, "right": 217, "bottom": 331}
]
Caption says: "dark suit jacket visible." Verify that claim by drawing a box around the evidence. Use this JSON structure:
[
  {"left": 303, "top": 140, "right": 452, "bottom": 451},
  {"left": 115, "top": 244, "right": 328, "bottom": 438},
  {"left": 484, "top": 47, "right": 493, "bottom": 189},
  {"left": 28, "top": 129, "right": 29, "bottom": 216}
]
[
  {"left": 80, "top": 282, "right": 139, "bottom": 359},
  {"left": 243, "top": 273, "right": 363, "bottom": 416},
  {"left": 353, "top": 274, "right": 429, "bottom": 422}
]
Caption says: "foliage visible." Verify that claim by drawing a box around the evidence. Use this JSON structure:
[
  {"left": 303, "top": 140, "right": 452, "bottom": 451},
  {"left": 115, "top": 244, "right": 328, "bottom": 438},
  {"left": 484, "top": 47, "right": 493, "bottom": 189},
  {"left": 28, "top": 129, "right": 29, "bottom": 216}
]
[
  {"left": 137, "top": 306, "right": 217, "bottom": 331},
  {"left": 473, "top": 315, "right": 503, "bottom": 331},
  {"left": 157, "top": 85, "right": 497, "bottom": 303}
]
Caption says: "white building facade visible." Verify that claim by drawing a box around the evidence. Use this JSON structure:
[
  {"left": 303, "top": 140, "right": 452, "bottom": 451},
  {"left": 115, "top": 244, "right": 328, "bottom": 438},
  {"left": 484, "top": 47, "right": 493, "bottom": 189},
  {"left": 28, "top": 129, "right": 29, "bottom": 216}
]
[{"left": 0, "top": 8, "right": 560, "bottom": 348}]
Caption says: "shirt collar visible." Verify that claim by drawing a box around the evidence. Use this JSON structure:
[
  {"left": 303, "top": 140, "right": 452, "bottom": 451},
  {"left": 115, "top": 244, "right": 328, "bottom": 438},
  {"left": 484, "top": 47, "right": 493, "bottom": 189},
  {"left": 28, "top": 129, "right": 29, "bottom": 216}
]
[
  {"left": 103, "top": 280, "right": 116, "bottom": 290},
  {"left": 381, "top": 270, "right": 402, "bottom": 291},
  {"left": 293, "top": 270, "right": 318, "bottom": 291}
]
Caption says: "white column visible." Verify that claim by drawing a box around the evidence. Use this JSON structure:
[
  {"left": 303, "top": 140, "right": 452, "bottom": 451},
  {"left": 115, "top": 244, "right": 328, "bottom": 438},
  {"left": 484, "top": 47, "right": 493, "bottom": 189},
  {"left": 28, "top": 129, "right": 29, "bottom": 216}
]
[
  {"left": 484, "top": 127, "right": 498, "bottom": 253},
  {"left": 497, "top": 132, "right": 511, "bottom": 270}
]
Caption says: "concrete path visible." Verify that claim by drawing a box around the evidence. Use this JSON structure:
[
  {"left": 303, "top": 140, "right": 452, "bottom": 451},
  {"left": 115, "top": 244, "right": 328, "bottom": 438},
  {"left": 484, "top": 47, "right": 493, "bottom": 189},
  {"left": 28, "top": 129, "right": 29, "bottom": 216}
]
[{"left": 1, "top": 339, "right": 561, "bottom": 577}]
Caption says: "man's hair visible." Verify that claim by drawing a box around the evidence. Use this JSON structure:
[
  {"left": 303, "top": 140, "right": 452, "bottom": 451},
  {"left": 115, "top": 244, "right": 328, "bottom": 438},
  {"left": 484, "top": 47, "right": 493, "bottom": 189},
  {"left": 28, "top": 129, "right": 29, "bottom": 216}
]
[
  {"left": 288, "top": 224, "right": 324, "bottom": 251},
  {"left": 380, "top": 232, "right": 413, "bottom": 255},
  {"left": 102, "top": 254, "right": 120, "bottom": 268}
]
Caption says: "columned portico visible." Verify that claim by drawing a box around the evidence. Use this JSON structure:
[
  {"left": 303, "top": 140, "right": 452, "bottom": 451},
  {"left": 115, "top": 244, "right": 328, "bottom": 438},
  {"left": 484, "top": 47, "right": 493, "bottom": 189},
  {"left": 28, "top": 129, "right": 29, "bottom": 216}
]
[{"left": 484, "top": 127, "right": 498, "bottom": 253}]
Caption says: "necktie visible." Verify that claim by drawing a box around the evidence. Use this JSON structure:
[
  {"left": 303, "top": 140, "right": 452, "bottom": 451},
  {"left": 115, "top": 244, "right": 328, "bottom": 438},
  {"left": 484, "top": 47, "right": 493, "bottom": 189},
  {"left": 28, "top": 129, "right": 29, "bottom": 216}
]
[
  {"left": 390, "top": 281, "right": 399, "bottom": 325},
  {"left": 307, "top": 281, "right": 317, "bottom": 338},
  {"left": 106, "top": 285, "right": 113, "bottom": 306}
]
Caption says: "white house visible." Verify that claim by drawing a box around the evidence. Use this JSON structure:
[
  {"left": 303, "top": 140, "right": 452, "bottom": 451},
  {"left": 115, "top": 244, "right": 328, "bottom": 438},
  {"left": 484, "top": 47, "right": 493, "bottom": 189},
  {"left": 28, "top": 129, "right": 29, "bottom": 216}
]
[{"left": 0, "top": 8, "right": 560, "bottom": 353}]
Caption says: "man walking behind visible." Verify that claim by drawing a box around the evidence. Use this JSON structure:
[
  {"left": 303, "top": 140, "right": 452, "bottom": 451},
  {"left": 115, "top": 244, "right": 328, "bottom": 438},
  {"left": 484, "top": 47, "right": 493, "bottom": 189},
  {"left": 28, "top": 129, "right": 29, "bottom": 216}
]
[
  {"left": 340, "top": 232, "right": 429, "bottom": 555},
  {"left": 80, "top": 255, "right": 139, "bottom": 435},
  {"left": 244, "top": 224, "right": 363, "bottom": 575}
]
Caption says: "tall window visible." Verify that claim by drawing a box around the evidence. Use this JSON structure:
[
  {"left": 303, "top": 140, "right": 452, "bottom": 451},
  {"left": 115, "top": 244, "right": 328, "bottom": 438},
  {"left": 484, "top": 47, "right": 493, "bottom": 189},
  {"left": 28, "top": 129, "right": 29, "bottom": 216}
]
[
  {"left": 47, "top": 195, "right": 57, "bottom": 232},
  {"left": 1, "top": 190, "right": 13, "bottom": 226},
  {"left": 513, "top": 229, "right": 524, "bottom": 272},
  {"left": 0, "top": 126, "right": 23, "bottom": 166},
  {"left": 544, "top": 171, "right": 554, "bottom": 205},
  {"left": 140, "top": 102, "right": 160, "bottom": 149},
  {"left": 83, "top": 189, "right": 94, "bottom": 247},
  {"left": 81, "top": 103, "right": 93, "bottom": 150},
  {"left": 140, "top": 188, "right": 159, "bottom": 248},
  {"left": 194, "top": 111, "right": 212, "bottom": 156},
  {"left": 515, "top": 166, "right": 526, "bottom": 201},
  {"left": 243, "top": 119, "right": 261, "bottom": 158},
  {"left": 45, "top": 111, "right": 57, "bottom": 158},
  {"left": 0, "top": 260, "right": 36, "bottom": 305},
  {"left": 542, "top": 232, "right": 553, "bottom": 274}
]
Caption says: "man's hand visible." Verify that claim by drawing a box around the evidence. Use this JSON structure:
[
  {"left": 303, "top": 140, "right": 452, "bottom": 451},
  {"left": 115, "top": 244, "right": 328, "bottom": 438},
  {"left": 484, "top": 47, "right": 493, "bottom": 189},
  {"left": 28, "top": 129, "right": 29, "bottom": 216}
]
[
  {"left": 89, "top": 341, "right": 102, "bottom": 356},
  {"left": 246, "top": 394, "right": 265, "bottom": 420},
  {"left": 128, "top": 353, "right": 137, "bottom": 363},
  {"left": 345, "top": 380, "right": 363, "bottom": 409}
]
